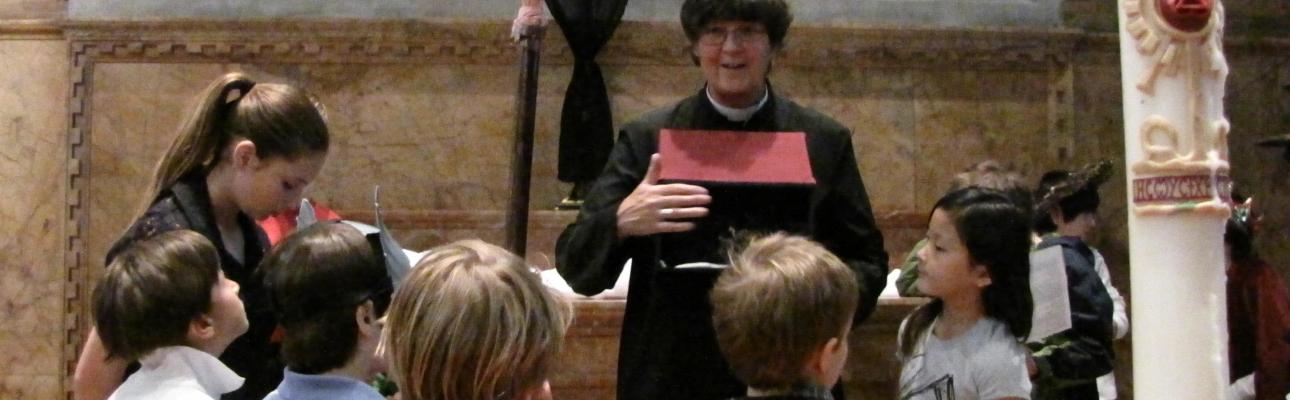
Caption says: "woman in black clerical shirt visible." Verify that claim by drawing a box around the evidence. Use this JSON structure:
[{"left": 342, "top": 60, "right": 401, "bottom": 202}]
[{"left": 555, "top": 1, "right": 888, "bottom": 399}]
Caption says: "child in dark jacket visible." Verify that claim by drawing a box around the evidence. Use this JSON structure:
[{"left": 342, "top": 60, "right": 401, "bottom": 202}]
[{"left": 1029, "top": 162, "right": 1117, "bottom": 399}]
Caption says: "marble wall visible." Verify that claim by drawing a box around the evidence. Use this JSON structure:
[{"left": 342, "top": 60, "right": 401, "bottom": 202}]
[
  {"left": 1, "top": 3, "right": 1288, "bottom": 399},
  {"left": 0, "top": 36, "right": 69, "bottom": 398},
  {"left": 68, "top": 0, "right": 1062, "bottom": 28}
]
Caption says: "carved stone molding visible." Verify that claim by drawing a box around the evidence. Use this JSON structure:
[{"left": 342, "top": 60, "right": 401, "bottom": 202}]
[
  {"left": 0, "top": 19, "right": 62, "bottom": 39},
  {"left": 57, "top": 20, "right": 1088, "bottom": 69}
]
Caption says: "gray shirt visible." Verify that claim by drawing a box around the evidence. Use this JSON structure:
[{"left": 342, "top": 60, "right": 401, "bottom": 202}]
[{"left": 899, "top": 316, "right": 1032, "bottom": 400}]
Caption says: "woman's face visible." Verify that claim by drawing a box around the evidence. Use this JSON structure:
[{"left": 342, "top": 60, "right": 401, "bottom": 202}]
[
  {"left": 916, "top": 208, "right": 991, "bottom": 299},
  {"left": 693, "top": 20, "right": 774, "bottom": 108},
  {"left": 234, "top": 151, "right": 326, "bottom": 220}
]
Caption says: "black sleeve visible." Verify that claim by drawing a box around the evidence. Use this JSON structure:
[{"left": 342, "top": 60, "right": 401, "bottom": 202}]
[
  {"left": 814, "top": 131, "right": 889, "bottom": 323},
  {"left": 104, "top": 199, "right": 188, "bottom": 265},
  {"left": 555, "top": 128, "right": 650, "bottom": 295},
  {"left": 1034, "top": 245, "right": 1116, "bottom": 380}
]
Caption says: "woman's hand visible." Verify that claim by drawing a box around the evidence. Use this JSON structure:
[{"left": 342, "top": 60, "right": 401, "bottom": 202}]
[{"left": 616, "top": 154, "right": 711, "bottom": 240}]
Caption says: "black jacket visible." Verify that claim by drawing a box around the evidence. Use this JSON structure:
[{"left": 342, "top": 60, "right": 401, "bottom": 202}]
[
  {"left": 1030, "top": 236, "right": 1116, "bottom": 400},
  {"left": 556, "top": 87, "right": 887, "bottom": 400},
  {"left": 107, "top": 172, "right": 280, "bottom": 400}
]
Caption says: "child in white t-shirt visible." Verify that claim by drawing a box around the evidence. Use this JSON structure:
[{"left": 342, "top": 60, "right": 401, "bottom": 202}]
[{"left": 898, "top": 188, "right": 1034, "bottom": 400}]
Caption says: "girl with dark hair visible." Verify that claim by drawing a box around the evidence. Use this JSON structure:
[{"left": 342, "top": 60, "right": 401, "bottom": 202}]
[
  {"left": 74, "top": 72, "right": 331, "bottom": 400},
  {"left": 897, "top": 188, "right": 1034, "bottom": 400}
]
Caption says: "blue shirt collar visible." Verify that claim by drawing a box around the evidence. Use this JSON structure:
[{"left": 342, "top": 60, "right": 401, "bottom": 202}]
[{"left": 269, "top": 369, "right": 385, "bottom": 400}]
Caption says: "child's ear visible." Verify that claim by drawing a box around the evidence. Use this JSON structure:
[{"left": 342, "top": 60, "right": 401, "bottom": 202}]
[
  {"left": 230, "top": 140, "right": 259, "bottom": 170},
  {"left": 971, "top": 263, "right": 993, "bottom": 288},
  {"left": 355, "top": 300, "right": 379, "bottom": 338},
  {"left": 1048, "top": 208, "right": 1064, "bottom": 226},
  {"left": 804, "top": 337, "right": 844, "bottom": 382},
  {"left": 188, "top": 315, "right": 217, "bottom": 343}
]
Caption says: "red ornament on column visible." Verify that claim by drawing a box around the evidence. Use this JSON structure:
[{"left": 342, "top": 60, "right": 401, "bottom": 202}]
[{"left": 1158, "top": 0, "right": 1213, "bottom": 32}]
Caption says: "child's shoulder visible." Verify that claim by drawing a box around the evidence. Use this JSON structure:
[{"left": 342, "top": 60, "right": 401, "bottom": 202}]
[{"left": 964, "top": 318, "right": 1028, "bottom": 362}]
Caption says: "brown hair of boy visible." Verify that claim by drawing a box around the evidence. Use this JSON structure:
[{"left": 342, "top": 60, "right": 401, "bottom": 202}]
[
  {"left": 259, "top": 222, "right": 390, "bottom": 374},
  {"left": 93, "top": 230, "right": 222, "bottom": 361},
  {"left": 134, "top": 72, "right": 329, "bottom": 222},
  {"left": 383, "top": 240, "right": 572, "bottom": 400},
  {"left": 711, "top": 233, "right": 859, "bottom": 390}
]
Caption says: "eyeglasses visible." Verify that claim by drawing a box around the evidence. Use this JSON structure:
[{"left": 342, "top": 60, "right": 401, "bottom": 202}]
[{"left": 697, "top": 26, "right": 768, "bottom": 46}]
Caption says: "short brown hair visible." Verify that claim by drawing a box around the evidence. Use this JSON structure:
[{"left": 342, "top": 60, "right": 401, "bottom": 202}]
[
  {"left": 259, "top": 222, "right": 391, "bottom": 374},
  {"left": 93, "top": 230, "right": 222, "bottom": 361},
  {"left": 384, "top": 240, "right": 572, "bottom": 400},
  {"left": 711, "top": 233, "right": 859, "bottom": 390}
]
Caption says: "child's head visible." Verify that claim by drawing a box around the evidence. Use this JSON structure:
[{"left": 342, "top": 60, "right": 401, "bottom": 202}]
[
  {"left": 1033, "top": 161, "right": 1111, "bottom": 238},
  {"left": 143, "top": 72, "right": 330, "bottom": 221},
  {"left": 384, "top": 240, "right": 571, "bottom": 400},
  {"left": 711, "top": 233, "right": 859, "bottom": 391},
  {"left": 948, "top": 160, "right": 1032, "bottom": 217},
  {"left": 914, "top": 188, "right": 1032, "bottom": 339},
  {"left": 259, "top": 222, "right": 393, "bottom": 375},
  {"left": 1225, "top": 190, "right": 1259, "bottom": 266},
  {"left": 93, "top": 230, "right": 248, "bottom": 360}
]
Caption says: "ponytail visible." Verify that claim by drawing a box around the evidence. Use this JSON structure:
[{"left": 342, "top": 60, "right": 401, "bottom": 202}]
[
  {"left": 131, "top": 72, "right": 330, "bottom": 223},
  {"left": 147, "top": 74, "right": 255, "bottom": 202}
]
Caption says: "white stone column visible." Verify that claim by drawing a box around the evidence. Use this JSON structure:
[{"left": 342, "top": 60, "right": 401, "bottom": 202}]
[{"left": 1118, "top": 0, "right": 1231, "bottom": 397}]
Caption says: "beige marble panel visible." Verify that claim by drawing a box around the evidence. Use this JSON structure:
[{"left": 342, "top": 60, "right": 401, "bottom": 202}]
[
  {"left": 0, "top": 375, "right": 61, "bottom": 399},
  {"left": 0, "top": 0, "right": 63, "bottom": 20},
  {"left": 778, "top": 67, "right": 917, "bottom": 213},
  {"left": 86, "top": 63, "right": 229, "bottom": 277},
  {"left": 0, "top": 38, "right": 67, "bottom": 395},
  {"left": 911, "top": 69, "right": 1050, "bottom": 211},
  {"left": 0, "top": 334, "right": 61, "bottom": 375}
]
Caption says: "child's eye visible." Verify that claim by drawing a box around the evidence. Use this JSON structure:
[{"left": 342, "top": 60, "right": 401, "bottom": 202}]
[{"left": 282, "top": 181, "right": 295, "bottom": 191}]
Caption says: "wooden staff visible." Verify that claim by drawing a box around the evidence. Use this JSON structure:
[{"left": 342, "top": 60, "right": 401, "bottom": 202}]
[{"left": 506, "top": 23, "right": 545, "bottom": 255}]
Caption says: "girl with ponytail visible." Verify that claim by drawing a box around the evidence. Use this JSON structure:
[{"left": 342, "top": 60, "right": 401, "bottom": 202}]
[{"left": 74, "top": 72, "right": 331, "bottom": 400}]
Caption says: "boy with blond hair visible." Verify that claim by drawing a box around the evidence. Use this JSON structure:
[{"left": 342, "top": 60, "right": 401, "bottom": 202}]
[
  {"left": 711, "top": 233, "right": 860, "bottom": 399},
  {"left": 92, "top": 230, "right": 249, "bottom": 400},
  {"left": 383, "top": 239, "right": 572, "bottom": 400}
]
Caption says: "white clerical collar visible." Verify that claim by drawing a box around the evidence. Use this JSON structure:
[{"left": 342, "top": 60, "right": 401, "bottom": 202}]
[{"left": 706, "top": 87, "right": 769, "bottom": 122}]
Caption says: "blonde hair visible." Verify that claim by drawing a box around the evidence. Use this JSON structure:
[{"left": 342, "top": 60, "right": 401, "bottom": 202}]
[
  {"left": 134, "top": 72, "right": 329, "bottom": 222},
  {"left": 711, "top": 233, "right": 859, "bottom": 390},
  {"left": 384, "top": 240, "right": 572, "bottom": 400}
]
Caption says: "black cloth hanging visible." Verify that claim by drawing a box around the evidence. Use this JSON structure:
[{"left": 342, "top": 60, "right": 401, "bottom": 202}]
[{"left": 545, "top": 0, "right": 629, "bottom": 183}]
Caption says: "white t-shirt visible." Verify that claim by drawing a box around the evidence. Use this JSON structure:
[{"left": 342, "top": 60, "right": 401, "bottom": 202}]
[
  {"left": 108, "top": 346, "right": 244, "bottom": 400},
  {"left": 899, "top": 316, "right": 1032, "bottom": 400}
]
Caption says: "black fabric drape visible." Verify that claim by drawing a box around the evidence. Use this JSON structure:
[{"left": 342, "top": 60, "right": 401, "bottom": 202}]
[{"left": 546, "top": 0, "right": 628, "bottom": 183}]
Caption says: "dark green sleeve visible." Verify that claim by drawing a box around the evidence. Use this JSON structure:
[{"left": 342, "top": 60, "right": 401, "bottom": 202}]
[{"left": 896, "top": 238, "right": 928, "bottom": 297}]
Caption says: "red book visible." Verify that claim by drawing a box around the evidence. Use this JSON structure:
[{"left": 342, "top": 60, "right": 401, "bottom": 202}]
[{"left": 658, "top": 129, "right": 815, "bottom": 185}]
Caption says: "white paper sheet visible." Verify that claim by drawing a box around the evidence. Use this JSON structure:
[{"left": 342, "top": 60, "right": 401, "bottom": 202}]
[{"left": 1028, "top": 246, "right": 1071, "bottom": 343}]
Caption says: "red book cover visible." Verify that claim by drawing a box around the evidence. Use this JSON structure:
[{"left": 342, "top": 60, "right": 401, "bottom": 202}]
[{"left": 658, "top": 129, "right": 815, "bottom": 185}]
